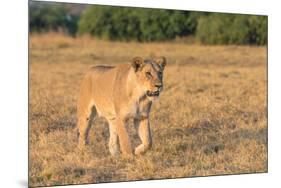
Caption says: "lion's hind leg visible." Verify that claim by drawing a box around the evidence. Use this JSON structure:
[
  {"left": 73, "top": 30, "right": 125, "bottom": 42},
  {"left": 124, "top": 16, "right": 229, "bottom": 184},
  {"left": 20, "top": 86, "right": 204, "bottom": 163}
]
[{"left": 77, "top": 103, "right": 97, "bottom": 148}]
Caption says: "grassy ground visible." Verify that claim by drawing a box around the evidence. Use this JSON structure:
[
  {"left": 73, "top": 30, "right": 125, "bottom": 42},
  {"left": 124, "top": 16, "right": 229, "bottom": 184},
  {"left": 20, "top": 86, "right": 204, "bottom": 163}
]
[{"left": 29, "top": 33, "right": 267, "bottom": 187}]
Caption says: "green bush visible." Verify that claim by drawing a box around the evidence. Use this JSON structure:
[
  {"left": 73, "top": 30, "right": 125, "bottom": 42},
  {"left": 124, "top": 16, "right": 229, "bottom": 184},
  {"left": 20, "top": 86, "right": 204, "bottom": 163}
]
[
  {"left": 196, "top": 13, "right": 267, "bottom": 45},
  {"left": 29, "top": 2, "right": 79, "bottom": 35},
  {"left": 78, "top": 6, "right": 199, "bottom": 42},
  {"left": 248, "top": 16, "right": 268, "bottom": 45}
]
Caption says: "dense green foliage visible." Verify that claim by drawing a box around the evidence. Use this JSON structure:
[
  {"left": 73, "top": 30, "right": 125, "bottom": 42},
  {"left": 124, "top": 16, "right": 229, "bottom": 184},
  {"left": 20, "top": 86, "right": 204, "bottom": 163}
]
[
  {"left": 196, "top": 13, "right": 267, "bottom": 45},
  {"left": 78, "top": 6, "right": 200, "bottom": 41},
  {"left": 29, "top": 3, "right": 267, "bottom": 45},
  {"left": 29, "top": 3, "right": 78, "bottom": 35}
]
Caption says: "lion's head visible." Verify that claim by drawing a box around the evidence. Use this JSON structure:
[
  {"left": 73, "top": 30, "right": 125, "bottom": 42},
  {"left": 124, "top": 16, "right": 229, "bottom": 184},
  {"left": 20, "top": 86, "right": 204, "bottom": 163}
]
[{"left": 131, "top": 56, "right": 166, "bottom": 100}]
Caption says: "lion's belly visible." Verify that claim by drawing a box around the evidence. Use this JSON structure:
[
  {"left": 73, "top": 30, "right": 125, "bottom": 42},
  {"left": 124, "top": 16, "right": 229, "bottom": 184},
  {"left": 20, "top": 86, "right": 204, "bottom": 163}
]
[
  {"left": 91, "top": 88, "right": 116, "bottom": 120},
  {"left": 90, "top": 69, "right": 117, "bottom": 120},
  {"left": 93, "top": 99, "right": 115, "bottom": 119}
]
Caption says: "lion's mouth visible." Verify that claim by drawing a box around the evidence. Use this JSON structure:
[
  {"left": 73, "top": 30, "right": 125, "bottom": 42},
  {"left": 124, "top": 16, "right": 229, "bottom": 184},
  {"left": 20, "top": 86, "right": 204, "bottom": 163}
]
[{"left": 146, "top": 90, "right": 160, "bottom": 97}]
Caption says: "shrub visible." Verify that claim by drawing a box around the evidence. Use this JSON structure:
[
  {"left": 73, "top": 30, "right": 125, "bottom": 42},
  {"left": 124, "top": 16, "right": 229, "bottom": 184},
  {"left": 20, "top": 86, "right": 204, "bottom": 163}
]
[
  {"left": 29, "top": 2, "right": 79, "bottom": 36},
  {"left": 196, "top": 13, "right": 267, "bottom": 45},
  {"left": 78, "top": 6, "right": 199, "bottom": 42},
  {"left": 248, "top": 16, "right": 267, "bottom": 45}
]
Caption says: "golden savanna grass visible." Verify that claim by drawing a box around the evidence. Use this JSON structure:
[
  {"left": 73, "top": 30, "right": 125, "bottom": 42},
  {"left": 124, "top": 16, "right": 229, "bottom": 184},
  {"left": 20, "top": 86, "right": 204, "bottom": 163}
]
[{"left": 29, "top": 33, "right": 267, "bottom": 187}]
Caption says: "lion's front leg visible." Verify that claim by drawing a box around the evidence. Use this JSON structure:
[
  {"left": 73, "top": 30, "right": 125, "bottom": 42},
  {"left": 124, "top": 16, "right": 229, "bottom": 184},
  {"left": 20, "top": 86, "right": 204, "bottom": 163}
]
[
  {"left": 108, "top": 120, "right": 119, "bottom": 156},
  {"left": 134, "top": 118, "right": 152, "bottom": 155},
  {"left": 116, "top": 118, "right": 133, "bottom": 156}
]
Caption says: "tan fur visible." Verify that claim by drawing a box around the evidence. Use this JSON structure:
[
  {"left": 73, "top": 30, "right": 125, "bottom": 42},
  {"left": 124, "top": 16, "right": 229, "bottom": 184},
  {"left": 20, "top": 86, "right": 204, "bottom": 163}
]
[{"left": 77, "top": 57, "right": 166, "bottom": 156}]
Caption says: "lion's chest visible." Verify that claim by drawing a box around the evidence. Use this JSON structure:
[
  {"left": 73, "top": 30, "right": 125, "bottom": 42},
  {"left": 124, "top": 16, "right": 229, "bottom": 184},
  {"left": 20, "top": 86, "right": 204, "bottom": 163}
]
[{"left": 124, "top": 98, "right": 152, "bottom": 119}]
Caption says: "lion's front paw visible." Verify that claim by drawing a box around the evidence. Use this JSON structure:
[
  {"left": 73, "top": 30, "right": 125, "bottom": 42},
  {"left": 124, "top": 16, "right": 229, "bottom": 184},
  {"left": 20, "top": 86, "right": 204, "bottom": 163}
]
[
  {"left": 134, "top": 143, "right": 151, "bottom": 155},
  {"left": 109, "top": 148, "right": 120, "bottom": 157}
]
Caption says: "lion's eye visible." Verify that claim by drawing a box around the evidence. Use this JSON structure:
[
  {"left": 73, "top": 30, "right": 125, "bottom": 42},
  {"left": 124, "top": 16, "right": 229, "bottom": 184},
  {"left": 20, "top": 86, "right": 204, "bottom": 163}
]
[
  {"left": 146, "top": 72, "right": 152, "bottom": 79},
  {"left": 159, "top": 72, "right": 163, "bottom": 77}
]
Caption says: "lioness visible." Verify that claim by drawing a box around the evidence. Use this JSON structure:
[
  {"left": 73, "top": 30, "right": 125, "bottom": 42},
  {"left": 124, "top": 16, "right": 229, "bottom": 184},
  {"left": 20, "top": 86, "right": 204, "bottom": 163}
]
[{"left": 77, "top": 56, "right": 166, "bottom": 156}]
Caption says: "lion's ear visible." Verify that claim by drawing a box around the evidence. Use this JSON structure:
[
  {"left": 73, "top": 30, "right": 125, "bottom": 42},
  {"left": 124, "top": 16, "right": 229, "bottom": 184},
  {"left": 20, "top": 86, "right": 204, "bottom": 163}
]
[
  {"left": 132, "top": 57, "right": 144, "bottom": 72},
  {"left": 155, "top": 56, "right": 166, "bottom": 69}
]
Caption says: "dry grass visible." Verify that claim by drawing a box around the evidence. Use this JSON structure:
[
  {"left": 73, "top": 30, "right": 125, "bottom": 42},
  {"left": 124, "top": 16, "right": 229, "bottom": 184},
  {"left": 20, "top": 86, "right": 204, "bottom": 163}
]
[{"left": 29, "top": 33, "right": 267, "bottom": 187}]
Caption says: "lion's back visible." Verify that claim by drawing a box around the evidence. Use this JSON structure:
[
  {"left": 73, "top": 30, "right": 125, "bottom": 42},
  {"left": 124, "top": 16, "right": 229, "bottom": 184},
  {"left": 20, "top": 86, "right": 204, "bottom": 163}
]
[{"left": 90, "top": 65, "right": 115, "bottom": 73}]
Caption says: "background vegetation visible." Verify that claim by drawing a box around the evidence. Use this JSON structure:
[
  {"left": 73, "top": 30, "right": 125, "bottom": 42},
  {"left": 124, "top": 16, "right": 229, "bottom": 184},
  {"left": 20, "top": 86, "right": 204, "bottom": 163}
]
[
  {"left": 196, "top": 13, "right": 267, "bottom": 45},
  {"left": 29, "top": 2, "right": 267, "bottom": 45},
  {"left": 29, "top": 2, "right": 80, "bottom": 36}
]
